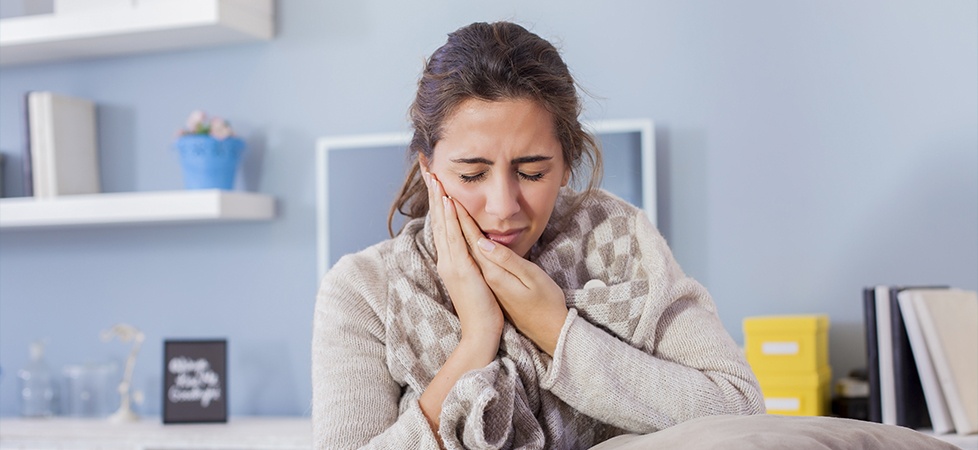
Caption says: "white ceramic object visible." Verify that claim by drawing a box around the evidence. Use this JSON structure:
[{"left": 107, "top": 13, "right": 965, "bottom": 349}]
[{"left": 100, "top": 323, "right": 144, "bottom": 423}]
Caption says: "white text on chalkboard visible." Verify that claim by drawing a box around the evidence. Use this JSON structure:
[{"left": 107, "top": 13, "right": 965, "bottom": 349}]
[{"left": 168, "top": 356, "right": 222, "bottom": 407}]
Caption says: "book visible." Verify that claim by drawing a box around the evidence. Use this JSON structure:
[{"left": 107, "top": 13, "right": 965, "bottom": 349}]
[
  {"left": 898, "top": 290, "right": 954, "bottom": 434},
  {"left": 863, "top": 287, "right": 882, "bottom": 423},
  {"left": 27, "top": 91, "right": 100, "bottom": 198},
  {"left": 22, "top": 92, "right": 33, "bottom": 197},
  {"left": 888, "top": 286, "right": 933, "bottom": 430},
  {"left": 912, "top": 289, "right": 978, "bottom": 435},
  {"left": 875, "top": 286, "right": 897, "bottom": 425}
]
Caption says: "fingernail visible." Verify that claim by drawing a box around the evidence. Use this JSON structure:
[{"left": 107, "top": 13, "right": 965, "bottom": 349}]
[
  {"left": 442, "top": 196, "right": 451, "bottom": 209},
  {"left": 477, "top": 238, "right": 495, "bottom": 252}
]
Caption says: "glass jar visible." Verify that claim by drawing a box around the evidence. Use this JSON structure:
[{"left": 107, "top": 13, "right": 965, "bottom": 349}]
[{"left": 61, "top": 362, "right": 119, "bottom": 417}]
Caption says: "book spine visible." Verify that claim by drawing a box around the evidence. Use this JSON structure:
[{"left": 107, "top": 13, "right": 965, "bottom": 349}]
[
  {"left": 22, "top": 92, "right": 34, "bottom": 197},
  {"left": 889, "top": 287, "right": 931, "bottom": 429},
  {"left": 899, "top": 291, "right": 954, "bottom": 434},
  {"left": 864, "top": 287, "right": 881, "bottom": 423},
  {"left": 876, "top": 286, "right": 898, "bottom": 425},
  {"left": 28, "top": 92, "right": 49, "bottom": 198}
]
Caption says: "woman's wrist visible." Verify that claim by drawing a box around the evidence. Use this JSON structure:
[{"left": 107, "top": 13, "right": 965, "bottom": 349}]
[
  {"left": 524, "top": 307, "right": 569, "bottom": 356},
  {"left": 419, "top": 332, "right": 500, "bottom": 434},
  {"left": 457, "top": 329, "right": 502, "bottom": 366}
]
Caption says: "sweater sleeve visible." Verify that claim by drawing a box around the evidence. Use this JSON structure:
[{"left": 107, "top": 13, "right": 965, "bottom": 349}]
[
  {"left": 538, "top": 212, "right": 765, "bottom": 433},
  {"left": 312, "top": 251, "right": 441, "bottom": 449},
  {"left": 437, "top": 358, "right": 545, "bottom": 450}
]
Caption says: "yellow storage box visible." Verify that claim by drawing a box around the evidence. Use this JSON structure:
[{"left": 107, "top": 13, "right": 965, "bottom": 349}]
[
  {"left": 755, "top": 365, "right": 832, "bottom": 416},
  {"left": 743, "top": 315, "right": 829, "bottom": 373}
]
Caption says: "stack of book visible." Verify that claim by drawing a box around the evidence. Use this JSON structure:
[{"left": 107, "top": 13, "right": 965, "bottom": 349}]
[
  {"left": 863, "top": 286, "right": 978, "bottom": 436},
  {"left": 744, "top": 315, "right": 832, "bottom": 416},
  {"left": 24, "top": 91, "right": 100, "bottom": 198}
]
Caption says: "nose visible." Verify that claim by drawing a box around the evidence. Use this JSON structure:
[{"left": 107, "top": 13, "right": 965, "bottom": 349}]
[{"left": 484, "top": 175, "right": 521, "bottom": 220}]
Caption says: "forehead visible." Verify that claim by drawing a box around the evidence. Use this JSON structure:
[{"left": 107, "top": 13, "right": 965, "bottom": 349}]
[{"left": 434, "top": 98, "right": 561, "bottom": 161}]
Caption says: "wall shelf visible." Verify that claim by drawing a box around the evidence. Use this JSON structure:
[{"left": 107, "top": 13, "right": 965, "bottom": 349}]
[
  {"left": 0, "top": 190, "right": 275, "bottom": 229},
  {"left": 0, "top": 416, "right": 310, "bottom": 449},
  {"left": 0, "top": 0, "right": 274, "bottom": 66}
]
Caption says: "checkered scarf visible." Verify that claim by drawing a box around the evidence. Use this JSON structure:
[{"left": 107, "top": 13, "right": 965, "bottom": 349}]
[{"left": 383, "top": 188, "right": 654, "bottom": 449}]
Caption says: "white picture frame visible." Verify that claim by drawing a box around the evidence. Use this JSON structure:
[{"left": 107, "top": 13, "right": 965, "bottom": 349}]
[{"left": 315, "top": 119, "right": 655, "bottom": 280}]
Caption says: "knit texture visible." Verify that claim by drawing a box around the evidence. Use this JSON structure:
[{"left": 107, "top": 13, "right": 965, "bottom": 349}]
[{"left": 312, "top": 188, "right": 764, "bottom": 449}]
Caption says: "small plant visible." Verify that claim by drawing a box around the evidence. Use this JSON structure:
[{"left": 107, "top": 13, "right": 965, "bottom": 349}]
[
  {"left": 174, "top": 110, "right": 246, "bottom": 190},
  {"left": 179, "top": 110, "right": 234, "bottom": 140}
]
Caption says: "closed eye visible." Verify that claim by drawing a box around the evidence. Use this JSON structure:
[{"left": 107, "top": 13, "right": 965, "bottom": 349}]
[
  {"left": 519, "top": 171, "right": 544, "bottom": 181},
  {"left": 459, "top": 172, "right": 487, "bottom": 183}
]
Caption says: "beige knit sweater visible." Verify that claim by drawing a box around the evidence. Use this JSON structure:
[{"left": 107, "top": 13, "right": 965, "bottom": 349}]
[{"left": 312, "top": 189, "right": 764, "bottom": 449}]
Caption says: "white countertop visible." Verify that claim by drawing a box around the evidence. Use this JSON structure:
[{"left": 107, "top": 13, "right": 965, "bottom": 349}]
[{"left": 0, "top": 416, "right": 311, "bottom": 450}]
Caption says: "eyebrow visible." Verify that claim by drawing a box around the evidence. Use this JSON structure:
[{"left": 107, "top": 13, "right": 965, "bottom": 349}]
[{"left": 450, "top": 155, "right": 553, "bottom": 165}]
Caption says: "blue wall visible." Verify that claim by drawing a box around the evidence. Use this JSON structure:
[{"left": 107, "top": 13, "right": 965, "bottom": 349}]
[{"left": 1, "top": 1, "right": 975, "bottom": 417}]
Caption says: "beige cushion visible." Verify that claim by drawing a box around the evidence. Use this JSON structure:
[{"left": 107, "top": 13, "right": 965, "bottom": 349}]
[{"left": 589, "top": 414, "right": 960, "bottom": 450}]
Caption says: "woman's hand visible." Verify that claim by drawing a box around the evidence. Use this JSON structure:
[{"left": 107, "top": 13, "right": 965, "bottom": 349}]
[
  {"left": 424, "top": 170, "right": 505, "bottom": 345},
  {"left": 419, "top": 170, "right": 504, "bottom": 437},
  {"left": 451, "top": 198, "right": 569, "bottom": 356}
]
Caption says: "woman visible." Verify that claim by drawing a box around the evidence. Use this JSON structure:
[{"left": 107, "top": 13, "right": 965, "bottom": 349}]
[{"left": 312, "top": 21, "right": 764, "bottom": 449}]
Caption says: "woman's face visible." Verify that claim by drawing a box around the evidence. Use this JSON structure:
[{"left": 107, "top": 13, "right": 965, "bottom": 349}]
[{"left": 423, "top": 98, "right": 569, "bottom": 258}]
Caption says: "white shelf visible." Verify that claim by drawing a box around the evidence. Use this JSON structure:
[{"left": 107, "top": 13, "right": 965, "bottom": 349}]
[
  {"left": 0, "top": 190, "right": 275, "bottom": 229},
  {"left": 0, "top": 0, "right": 274, "bottom": 66},
  {"left": 0, "top": 416, "right": 310, "bottom": 450}
]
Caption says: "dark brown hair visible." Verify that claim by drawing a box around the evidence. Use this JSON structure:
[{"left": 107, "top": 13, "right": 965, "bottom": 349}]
[{"left": 388, "top": 21, "right": 602, "bottom": 236}]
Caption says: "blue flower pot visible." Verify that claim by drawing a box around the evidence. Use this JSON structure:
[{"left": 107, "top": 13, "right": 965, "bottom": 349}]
[{"left": 175, "top": 135, "right": 245, "bottom": 190}]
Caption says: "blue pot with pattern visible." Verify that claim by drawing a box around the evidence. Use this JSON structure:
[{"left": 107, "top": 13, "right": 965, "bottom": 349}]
[{"left": 175, "top": 135, "right": 245, "bottom": 190}]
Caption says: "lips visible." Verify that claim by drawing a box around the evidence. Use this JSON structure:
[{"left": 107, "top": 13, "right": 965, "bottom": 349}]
[{"left": 482, "top": 228, "right": 524, "bottom": 246}]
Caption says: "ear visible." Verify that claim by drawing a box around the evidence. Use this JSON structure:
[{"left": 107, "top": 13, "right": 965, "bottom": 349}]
[
  {"left": 418, "top": 153, "right": 430, "bottom": 173},
  {"left": 561, "top": 166, "right": 571, "bottom": 187}
]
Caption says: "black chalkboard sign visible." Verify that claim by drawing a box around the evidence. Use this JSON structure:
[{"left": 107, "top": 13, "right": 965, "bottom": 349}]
[{"left": 163, "top": 339, "right": 227, "bottom": 424}]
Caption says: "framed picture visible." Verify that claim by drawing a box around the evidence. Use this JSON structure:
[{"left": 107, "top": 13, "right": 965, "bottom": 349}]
[
  {"left": 163, "top": 339, "right": 227, "bottom": 424},
  {"left": 314, "top": 119, "right": 655, "bottom": 280}
]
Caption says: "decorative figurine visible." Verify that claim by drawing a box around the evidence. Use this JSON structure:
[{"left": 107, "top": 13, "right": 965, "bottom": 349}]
[{"left": 101, "top": 323, "right": 145, "bottom": 423}]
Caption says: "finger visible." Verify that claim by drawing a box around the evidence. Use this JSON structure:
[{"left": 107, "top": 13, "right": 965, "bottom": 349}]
[
  {"left": 421, "top": 166, "right": 433, "bottom": 200},
  {"left": 428, "top": 173, "right": 450, "bottom": 263},
  {"left": 475, "top": 236, "right": 533, "bottom": 287},
  {"left": 452, "top": 198, "right": 505, "bottom": 274},
  {"left": 449, "top": 196, "right": 529, "bottom": 288},
  {"left": 453, "top": 199, "right": 492, "bottom": 269},
  {"left": 453, "top": 198, "right": 487, "bottom": 254},
  {"left": 441, "top": 193, "right": 470, "bottom": 265}
]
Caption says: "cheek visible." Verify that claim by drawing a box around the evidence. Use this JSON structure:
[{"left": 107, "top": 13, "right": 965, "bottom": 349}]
[
  {"left": 440, "top": 182, "right": 485, "bottom": 218},
  {"left": 525, "top": 184, "right": 560, "bottom": 213},
  {"left": 457, "top": 193, "right": 482, "bottom": 213}
]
